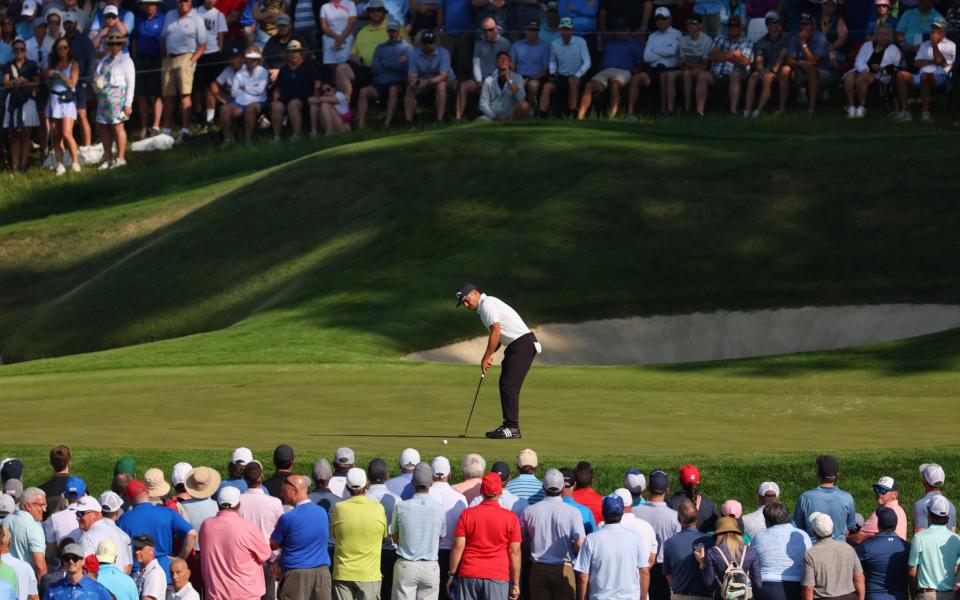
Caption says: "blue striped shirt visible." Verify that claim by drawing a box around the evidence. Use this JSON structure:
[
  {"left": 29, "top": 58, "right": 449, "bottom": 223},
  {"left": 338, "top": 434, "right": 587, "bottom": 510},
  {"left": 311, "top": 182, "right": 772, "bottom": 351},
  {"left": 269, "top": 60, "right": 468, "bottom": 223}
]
[
  {"left": 751, "top": 523, "right": 812, "bottom": 582},
  {"left": 506, "top": 475, "right": 544, "bottom": 504},
  {"left": 390, "top": 494, "right": 446, "bottom": 561}
]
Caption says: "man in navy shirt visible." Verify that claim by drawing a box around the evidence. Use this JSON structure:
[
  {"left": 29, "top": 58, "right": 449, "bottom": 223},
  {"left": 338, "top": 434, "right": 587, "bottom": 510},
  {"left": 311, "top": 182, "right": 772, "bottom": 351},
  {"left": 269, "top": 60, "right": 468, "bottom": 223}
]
[
  {"left": 270, "top": 39, "right": 321, "bottom": 140},
  {"left": 781, "top": 12, "right": 833, "bottom": 112},
  {"left": 132, "top": 0, "right": 166, "bottom": 137},
  {"left": 63, "top": 11, "right": 96, "bottom": 147},
  {"left": 662, "top": 500, "right": 711, "bottom": 599},
  {"left": 271, "top": 474, "right": 332, "bottom": 600},
  {"left": 855, "top": 507, "right": 910, "bottom": 600},
  {"left": 577, "top": 17, "right": 648, "bottom": 119},
  {"left": 117, "top": 480, "right": 196, "bottom": 584}
]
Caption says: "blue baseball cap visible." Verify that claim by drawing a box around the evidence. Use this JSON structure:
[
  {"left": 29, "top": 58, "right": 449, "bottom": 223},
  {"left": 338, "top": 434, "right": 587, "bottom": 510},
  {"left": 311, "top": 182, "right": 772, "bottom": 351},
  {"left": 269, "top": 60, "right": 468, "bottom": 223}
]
[
  {"left": 649, "top": 469, "right": 669, "bottom": 494},
  {"left": 602, "top": 493, "right": 624, "bottom": 517},
  {"left": 64, "top": 476, "right": 87, "bottom": 499}
]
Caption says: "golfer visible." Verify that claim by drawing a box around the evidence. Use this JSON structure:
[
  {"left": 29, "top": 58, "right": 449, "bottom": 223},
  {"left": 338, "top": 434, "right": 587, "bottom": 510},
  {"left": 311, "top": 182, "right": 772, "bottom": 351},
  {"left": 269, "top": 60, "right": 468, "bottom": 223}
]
[{"left": 456, "top": 283, "right": 541, "bottom": 439}]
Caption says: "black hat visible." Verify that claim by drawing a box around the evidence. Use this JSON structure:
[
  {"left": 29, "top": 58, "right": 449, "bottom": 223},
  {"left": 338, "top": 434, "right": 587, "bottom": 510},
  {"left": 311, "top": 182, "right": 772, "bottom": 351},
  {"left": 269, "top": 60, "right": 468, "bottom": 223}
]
[
  {"left": 491, "top": 461, "right": 511, "bottom": 483},
  {"left": 560, "top": 467, "right": 576, "bottom": 487},
  {"left": 132, "top": 534, "right": 156, "bottom": 549},
  {"left": 799, "top": 12, "right": 814, "bottom": 23},
  {"left": 497, "top": 49, "right": 511, "bottom": 59},
  {"left": 876, "top": 507, "right": 898, "bottom": 531},
  {"left": 686, "top": 14, "right": 702, "bottom": 24},
  {"left": 367, "top": 459, "right": 389, "bottom": 484},
  {"left": 525, "top": 19, "right": 540, "bottom": 29},
  {"left": 273, "top": 444, "right": 295, "bottom": 464},
  {"left": 455, "top": 282, "right": 477, "bottom": 306},
  {"left": 421, "top": 30, "right": 437, "bottom": 43},
  {"left": 1, "top": 459, "right": 24, "bottom": 483},
  {"left": 816, "top": 455, "right": 839, "bottom": 481}
]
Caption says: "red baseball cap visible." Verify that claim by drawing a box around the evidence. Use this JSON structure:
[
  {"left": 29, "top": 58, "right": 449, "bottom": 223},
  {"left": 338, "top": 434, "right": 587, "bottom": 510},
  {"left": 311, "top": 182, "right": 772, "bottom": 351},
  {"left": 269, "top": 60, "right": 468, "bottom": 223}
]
[
  {"left": 83, "top": 555, "right": 99, "bottom": 574},
  {"left": 124, "top": 480, "right": 148, "bottom": 499},
  {"left": 481, "top": 472, "right": 502, "bottom": 497},
  {"left": 679, "top": 465, "right": 701, "bottom": 485}
]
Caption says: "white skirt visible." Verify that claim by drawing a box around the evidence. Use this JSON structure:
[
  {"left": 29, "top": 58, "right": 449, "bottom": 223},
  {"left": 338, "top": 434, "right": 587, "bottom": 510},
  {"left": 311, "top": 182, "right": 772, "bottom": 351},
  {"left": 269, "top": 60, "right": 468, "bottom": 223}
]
[{"left": 4, "top": 97, "right": 40, "bottom": 128}]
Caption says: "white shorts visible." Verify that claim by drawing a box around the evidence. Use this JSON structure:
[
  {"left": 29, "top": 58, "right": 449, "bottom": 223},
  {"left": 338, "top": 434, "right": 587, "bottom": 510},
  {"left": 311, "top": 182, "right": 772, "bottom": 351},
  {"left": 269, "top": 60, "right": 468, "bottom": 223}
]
[
  {"left": 5, "top": 97, "right": 41, "bottom": 128},
  {"left": 591, "top": 67, "right": 632, "bottom": 89}
]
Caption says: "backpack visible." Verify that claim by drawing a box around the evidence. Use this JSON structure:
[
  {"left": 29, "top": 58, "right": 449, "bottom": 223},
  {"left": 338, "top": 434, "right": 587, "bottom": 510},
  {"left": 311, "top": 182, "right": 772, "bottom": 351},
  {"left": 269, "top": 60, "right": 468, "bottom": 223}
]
[{"left": 714, "top": 545, "right": 752, "bottom": 600}]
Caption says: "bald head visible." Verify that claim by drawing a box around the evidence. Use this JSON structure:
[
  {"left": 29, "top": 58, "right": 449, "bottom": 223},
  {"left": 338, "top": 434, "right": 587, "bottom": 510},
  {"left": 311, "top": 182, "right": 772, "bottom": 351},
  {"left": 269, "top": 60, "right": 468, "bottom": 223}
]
[
  {"left": 677, "top": 499, "right": 698, "bottom": 527},
  {"left": 481, "top": 17, "right": 498, "bottom": 38},
  {"left": 281, "top": 474, "right": 309, "bottom": 505}
]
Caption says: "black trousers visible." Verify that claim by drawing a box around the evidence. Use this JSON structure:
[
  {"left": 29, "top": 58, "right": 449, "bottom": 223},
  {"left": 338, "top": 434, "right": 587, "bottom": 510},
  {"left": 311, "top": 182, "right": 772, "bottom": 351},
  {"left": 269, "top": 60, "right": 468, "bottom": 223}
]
[
  {"left": 649, "top": 563, "right": 670, "bottom": 600},
  {"left": 500, "top": 332, "right": 538, "bottom": 429}
]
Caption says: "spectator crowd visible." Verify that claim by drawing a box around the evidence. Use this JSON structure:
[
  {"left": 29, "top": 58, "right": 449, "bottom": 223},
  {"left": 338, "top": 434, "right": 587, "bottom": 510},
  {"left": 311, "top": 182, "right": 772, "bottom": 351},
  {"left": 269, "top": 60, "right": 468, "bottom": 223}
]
[
  {"left": 0, "top": 445, "right": 957, "bottom": 600},
  {"left": 0, "top": 0, "right": 958, "bottom": 174}
]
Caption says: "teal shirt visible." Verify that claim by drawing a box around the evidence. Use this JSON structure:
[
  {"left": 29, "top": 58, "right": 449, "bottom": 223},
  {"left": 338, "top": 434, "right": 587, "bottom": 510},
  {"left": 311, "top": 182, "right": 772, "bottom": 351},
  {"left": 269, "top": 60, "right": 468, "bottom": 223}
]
[
  {"left": 907, "top": 524, "right": 960, "bottom": 591},
  {"left": 96, "top": 563, "right": 139, "bottom": 600}
]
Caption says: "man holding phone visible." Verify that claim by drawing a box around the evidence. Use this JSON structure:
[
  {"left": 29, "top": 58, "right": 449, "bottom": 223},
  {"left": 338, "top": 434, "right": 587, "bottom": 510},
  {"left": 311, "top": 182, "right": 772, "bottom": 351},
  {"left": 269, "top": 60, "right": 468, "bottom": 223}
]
[
  {"left": 476, "top": 51, "right": 530, "bottom": 121},
  {"left": 662, "top": 500, "right": 711, "bottom": 600}
]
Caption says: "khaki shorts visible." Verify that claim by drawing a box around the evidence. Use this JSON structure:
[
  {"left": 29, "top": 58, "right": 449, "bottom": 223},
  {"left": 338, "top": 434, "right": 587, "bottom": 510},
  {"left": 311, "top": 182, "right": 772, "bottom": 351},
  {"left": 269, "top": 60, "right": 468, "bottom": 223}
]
[
  {"left": 162, "top": 53, "right": 196, "bottom": 96},
  {"left": 591, "top": 67, "right": 632, "bottom": 89},
  {"left": 916, "top": 590, "right": 955, "bottom": 600},
  {"left": 529, "top": 562, "right": 575, "bottom": 600}
]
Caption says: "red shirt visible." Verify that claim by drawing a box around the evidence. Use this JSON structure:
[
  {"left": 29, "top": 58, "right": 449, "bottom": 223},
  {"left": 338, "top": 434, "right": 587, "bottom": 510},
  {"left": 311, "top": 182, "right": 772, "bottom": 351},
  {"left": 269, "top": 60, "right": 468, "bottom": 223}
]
[
  {"left": 572, "top": 488, "right": 604, "bottom": 525},
  {"left": 454, "top": 499, "right": 521, "bottom": 582},
  {"left": 216, "top": 0, "right": 247, "bottom": 39}
]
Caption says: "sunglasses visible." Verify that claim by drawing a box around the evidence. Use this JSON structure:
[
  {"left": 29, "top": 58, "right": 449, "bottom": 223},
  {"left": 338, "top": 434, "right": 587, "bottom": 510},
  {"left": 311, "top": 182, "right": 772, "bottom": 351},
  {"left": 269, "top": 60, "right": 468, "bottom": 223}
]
[
  {"left": 482, "top": 27, "right": 496, "bottom": 32},
  {"left": 13, "top": 47, "right": 25, "bottom": 52},
  {"left": 75, "top": 511, "right": 89, "bottom": 519},
  {"left": 105, "top": 13, "right": 118, "bottom": 18},
  {"left": 63, "top": 556, "right": 84, "bottom": 563},
  {"left": 57, "top": 44, "right": 70, "bottom": 50}
]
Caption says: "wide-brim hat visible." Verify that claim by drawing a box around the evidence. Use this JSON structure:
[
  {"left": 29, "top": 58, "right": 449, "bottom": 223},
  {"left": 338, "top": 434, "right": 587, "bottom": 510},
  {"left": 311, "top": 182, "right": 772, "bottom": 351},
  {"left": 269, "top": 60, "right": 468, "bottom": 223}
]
[
  {"left": 105, "top": 32, "right": 128, "bottom": 45},
  {"left": 143, "top": 468, "right": 170, "bottom": 498},
  {"left": 184, "top": 466, "right": 222, "bottom": 500},
  {"left": 713, "top": 516, "right": 742, "bottom": 536}
]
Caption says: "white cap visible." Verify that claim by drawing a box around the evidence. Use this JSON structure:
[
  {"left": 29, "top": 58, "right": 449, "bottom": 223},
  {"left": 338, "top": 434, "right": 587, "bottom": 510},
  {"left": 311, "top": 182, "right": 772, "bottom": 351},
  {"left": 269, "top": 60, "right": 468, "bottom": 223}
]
[
  {"left": 517, "top": 448, "right": 538, "bottom": 469},
  {"left": 61, "top": 9, "right": 78, "bottom": 22},
  {"left": 21, "top": 0, "right": 37, "bottom": 16},
  {"left": 624, "top": 471, "right": 646, "bottom": 494},
  {"left": 218, "top": 486, "right": 242, "bottom": 508},
  {"left": 335, "top": 447, "right": 355, "bottom": 466},
  {"left": 96, "top": 540, "right": 117, "bottom": 564},
  {"left": 0, "top": 495, "right": 16, "bottom": 515},
  {"left": 758, "top": 481, "right": 780, "bottom": 497},
  {"left": 542, "top": 469, "right": 564, "bottom": 492},
  {"left": 171, "top": 462, "right": 193, "bottom": 487},
  {"left": 809, "top": 511, "right": 834, "bottom": 538},
  {"left": 431, "top": 456, "right": 451, "bottom": 478},
  {"left": 74, "top": 495, "right": 102, "bottom": 513},
  {"left": 232, "top": 447, "right": 254, "bottom": 465},
  {"left": 928, "top": 495, "right": 950, "bottom": 517},
  {"left": 654, "top": 6, "right": 671, "bottom": 18},
  {"left": 346, "top": 467, "right": 367, "bottom": 490},
  {"left": 613, "top": 488, "right": 633, "bottom": 510},
  {"left": 98, "top": 491, "right": 124, "bottom": 513},
  {"left": 245, "top": 50, "right": 262, "bottom": 59},
  {"left": 920, "top": 463, "right": 946, "bottom": 486},
  {"left": 102, "top": 4, "right": 118, "bottom": 16},
  {"left": 400, "top": 448, "right": 421, "bottom": 470}
]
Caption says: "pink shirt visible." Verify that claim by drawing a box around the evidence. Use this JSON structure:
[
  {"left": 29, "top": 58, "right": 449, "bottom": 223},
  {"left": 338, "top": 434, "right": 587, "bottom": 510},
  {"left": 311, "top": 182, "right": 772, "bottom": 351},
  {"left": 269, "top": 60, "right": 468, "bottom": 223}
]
[
  {"left": 199, "top": 510, "right": 272, "bottom": 600},
  {"left": 859, "top": 499, "right": 908, "bottom": 541},
  {"left": 237, "top": 487, "right": 284, "bottom": 543},
  {"left": 452, "top": 478, "right": 482, "bottom": 504}
]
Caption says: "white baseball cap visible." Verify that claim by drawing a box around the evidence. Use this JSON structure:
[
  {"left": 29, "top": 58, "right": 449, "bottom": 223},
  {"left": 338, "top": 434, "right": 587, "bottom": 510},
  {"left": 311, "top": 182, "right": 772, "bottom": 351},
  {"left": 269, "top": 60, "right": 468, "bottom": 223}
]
[
  {"left": 613, "top": 487, "right": 633, "bottom": 509},
  {"left": 218, "top": 486, "right": 242, "bottom": 509},
  {"left": 232, "top": 447, "right": 254, "bottom": 465},
  {"left": 655, "top": 6, "right": 671, "bottom": 18},
  {"left": 0, "top": 495, "right": 16, "bottom": 516},
  {"left": 335, "top": 447, "right": 355, "bottom": 466},
  {"left": 96, "top": 540, "right": 117, "bottom": 564},
  {"left": 758, "top": 481, "right": 780, "bottom": 497},
  {"left": 920, "top": 463, "right": 946, "bottom": 486},
  {"left": 102, "top": 5, "right": 119, "bottom": 16},
  {"left": 74, "top": 495, "right": 102, "bottom": 513},
  {"left": 21, "top": 0, "right": 37, "bottom": 16},
  {"left": 400, "top": 448, "right": 421, "bottom": 469},
  {"left": 98, "top": 491, "right": 124, "bottom": 513},
  {"left": 928, "top": 495, "right": 950, "bottom": 517},
  {"left": 346, "top": 467, "right": 367, "bottom": 490},
  {"left": 517, "top": 449, "right": 538, "bottom": 469},
  {"left": 809, "top": 512, "right": 834, "bottom": 538},
  {"left": 624, "top": 470, "right": 646, "bottom": 494},
  {"left": 171, "top": 462, "right": 193, "bottom": 487},
  {"left": 431, "top": 456, "right": 451, "bottom": 478}
]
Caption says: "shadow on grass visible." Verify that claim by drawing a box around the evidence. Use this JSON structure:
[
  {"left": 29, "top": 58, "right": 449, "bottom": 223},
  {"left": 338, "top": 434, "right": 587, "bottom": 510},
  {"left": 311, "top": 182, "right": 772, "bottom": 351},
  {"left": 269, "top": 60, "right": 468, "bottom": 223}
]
[{"left": 2, "top": 124, "right": 960, "bottom": 375}]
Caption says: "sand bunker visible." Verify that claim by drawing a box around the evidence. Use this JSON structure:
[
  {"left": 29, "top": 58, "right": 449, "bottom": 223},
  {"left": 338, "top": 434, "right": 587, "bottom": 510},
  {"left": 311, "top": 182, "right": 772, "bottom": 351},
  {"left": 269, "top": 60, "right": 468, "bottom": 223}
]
[{"left": 405, "top": 304, "right": 960, "bottom": 366}]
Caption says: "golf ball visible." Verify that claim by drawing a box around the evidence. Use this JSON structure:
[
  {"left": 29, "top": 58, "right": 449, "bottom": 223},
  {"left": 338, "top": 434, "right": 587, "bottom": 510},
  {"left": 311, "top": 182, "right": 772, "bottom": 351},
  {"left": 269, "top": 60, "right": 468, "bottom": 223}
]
[{"left": 443, "top": 439, "right": 448, "bottom": 445}]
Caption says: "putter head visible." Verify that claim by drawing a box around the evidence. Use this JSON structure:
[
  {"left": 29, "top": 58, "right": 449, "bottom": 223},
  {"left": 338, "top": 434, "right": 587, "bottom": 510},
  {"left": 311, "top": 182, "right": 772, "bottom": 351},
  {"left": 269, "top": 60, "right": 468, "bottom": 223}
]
[{"left": 458, "top": 434, "right": 468, "bottom": 438}]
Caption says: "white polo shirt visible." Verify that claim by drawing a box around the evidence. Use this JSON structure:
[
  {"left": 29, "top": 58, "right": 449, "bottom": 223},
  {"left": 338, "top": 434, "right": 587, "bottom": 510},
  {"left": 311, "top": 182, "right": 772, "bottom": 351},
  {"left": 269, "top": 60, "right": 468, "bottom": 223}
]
[
  {"left": 136, "top": 559, "right": 167, "bottom": 600},
  {"left": 477, "top": 294, "right": 531, "bottom": 346},
  {"left": 163, "top": 8, "right": 206, "bottom": 55},
  {"left": 80, "top": 517, "right": 133, "bottom": 572}
]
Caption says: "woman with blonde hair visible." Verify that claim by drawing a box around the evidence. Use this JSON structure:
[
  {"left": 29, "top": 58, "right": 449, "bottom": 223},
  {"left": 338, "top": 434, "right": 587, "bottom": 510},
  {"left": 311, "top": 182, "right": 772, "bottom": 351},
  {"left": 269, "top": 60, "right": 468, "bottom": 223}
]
[{"left": 695, "top": 516, "right": 762, "bottom": 600}]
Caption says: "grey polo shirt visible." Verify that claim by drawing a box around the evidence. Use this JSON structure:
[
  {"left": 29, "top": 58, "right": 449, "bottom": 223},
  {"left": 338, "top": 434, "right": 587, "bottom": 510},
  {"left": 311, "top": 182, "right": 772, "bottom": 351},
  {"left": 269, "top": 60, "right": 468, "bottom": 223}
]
[
  {"left": 163, "top": 9, "right": 205, "bottom": 55},
  {"left": 520, "top": 495, "right": 585, "bottom": 564},
  {"left": 473, "top": 36, "right": 512, "bottom": 81},
  {"left": 632, "top": 501, "right": 681, "bottom": 563}
]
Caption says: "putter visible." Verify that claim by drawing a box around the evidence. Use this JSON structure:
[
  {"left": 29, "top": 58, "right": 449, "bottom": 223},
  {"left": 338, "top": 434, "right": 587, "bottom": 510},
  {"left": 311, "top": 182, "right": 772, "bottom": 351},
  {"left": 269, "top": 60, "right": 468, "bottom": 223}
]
[{"left": 459, "top": 374, "right": 485, "bottom": 438}]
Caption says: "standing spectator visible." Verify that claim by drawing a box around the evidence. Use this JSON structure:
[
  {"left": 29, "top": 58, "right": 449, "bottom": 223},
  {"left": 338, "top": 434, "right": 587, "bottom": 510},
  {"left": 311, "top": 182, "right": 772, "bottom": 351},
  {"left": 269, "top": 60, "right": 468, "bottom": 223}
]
[
  {"left": 93, "top": 32, "right": 135, "bottom": 169},
  {"left": 667, "top": 466, "right": 719, "bottom": 534},
  {"left": 265, "top": 445, "right": 297, "bottom": 500},
  {"left": 271, "top": 475, "right": 332, "bottom": 600},
  {"left": 330, "top": 449, "right": 357, "bottom": 499},
  {"left": 896, "top": 0, "right": 943, "bottom": 61},
  {"left": 510, "top": 21, "right": 550, "bottom": 109},
  {"left": 132, "top": 535, "right": 166, "bottom": 600},
  {"left": 365, "top": 460, "right": 401, "bottom": 598},
  {"left": 63, "top": 12, "right": 96, "bottom": 149},
  {"left": 410, "top": 0, "right": 441, "bottom": 35},
  {"left": 540, "top": 17, "right": 590, "bottom": 116},
  {"left": 865, "top": 0, "right": 897, "bottom": 40},
  {"left": 252, "top": 0, "right": 289, "bottom": 45},
  {"left": 160, "top": 0, "right": 206, "bottom": 141},
  {"left": 320, "top": 0, "right": 358, "bottom": 78},
  {"left": 743, "top": 12, "right": 785, "bottom": 117},
  {"left": 694, "top": 14, "right": 752, "bottom": 115},
  {"left": 93, "top": 541, "right": 137, "bottom": 600},
  {"left": 719, "top": 0, "right": 746, "bottom": 36},
  {"left": 0, "top": 545, "right": 15, "bottom": 600},
  {"left": 666, "top": 14, "right": 712, "bottom": 115},
  {"left": 3, "top": 37, "right": 40, "bottom": 173},
  {"left": 330, "top": 468, "right": 388, "bottom": 600},
  {"left": 403, "top": 30, "right": 454, "bottom": 124},
  {"left": 907, "top": 495, "right": 960, "bottom": 600},
  {"left": 117, "top": 480, "right": 196, "bottom": 585},
  {"left": 46, "top": 35, "right": 81, "bottom": 175},
  {"left": 447, "top": 473, "right": 522, "bottom": 600},
  {"left": 290, "top": 0, "right": 323, "bottom": 45},
  {"left": 46, "top": 477, "right": 84, "bottom": 547},
  {"left": 662, "top": 500, "right": 711, "bottom": 600},
  {"left": 558, "top": 0, "right": 598, "bottom": 52},
  {"left": 0, "top": 525, "right": 38, "bottom": 600},
  {"left": 574, "top": 495, "right": 653, "bottom": 600},
  {"left": 170, "top": 559, "right": 200, "bottom": 600},
  {"left": 893, "top": 16, "right": 955, "bottom": 122},
  {"left": 77, "top": 496, "right": 132, "bottom": 575},
  {"left": 474, "top": 0, "right": 510, "bottom": 36},
  {"left": 854, "top": 508, "right": 909, "bottom": 600},
  {"left": 387, "top": 449, "right": 422, "bottom": 500},
  {"left": 801, "top": 513, "right": 864, "bottom": 600},
  {"left": 625, "top": 470, "right": 647, "bottom": 507},
  {"left": 849, "top": 477, "right": 907, "bottom": 543},
  {"left": 390, "top": 463, "right": 446, "bottom": 600},
  {"left": 439, "top": 0, "right": 476, "bottom": 81},
  {"left": 341, "top": 0, "right": 393, "bottom": 102},
  {"left": 220, "top": 47, "right": 268, "bottom": 145},
  {"left": 476, "top": 52, "right": 529, "bottom": 122},
  {"left": 642, "top": 7, "right": 681, "bottom": 115},
  {"left": 195, "top": 0, "right": 228, "bottom": 126},
  {"left": 132, "top": 0, "right": 166, "bottom": 138},
  {"left": 427, "top": 457, "right": 467, "bottom": 600},
  {"left": 540, "top": 2, "right": 561, "bottom": 45},
  {"left": 38, "top": 447, "right": 72, "bottom": 520},
  {"left": 506, "top": 450, "right": 543, "bottom": 505},
  {"left": 455, "top": 17, "right": 511, "bottom": 121},
  {"left": 472, "top": 463, "right": 528, "bottom": 519},
  {"left": 0, "top": 497, "right": 13, "bottom": 519},
  {"left": 308, "top": 459, "right": 344, "bottom": 516},
  {"left": 633, "top": 470, "right": 680, "bottom": 600},
  {"left": 611, "top": 488, "right": 658, "bottom": 565},
  {"left": 842, "top": 24, "right": 899, "bottom": 119},
  {"left": 742, "top": 482, "right": 780, "bottom": 540},
  {"left": 913, "top": 464, "right": 957, "bottom": 533},
  {"left": 816, "top": 0, "right": 847, "bottom": 65},
  {"left": 5, "top": 488, "right": 46, "bottom": 580},
  {"left": 694, "top": 517, "right": 761, "bottom": 600},
  {"left": 781, "top": 13, "right": 832, "bottom": 113},
  {"left": 180, "top": 466, "right": 221, "bottom": 592},
  {"left": 452, "top": 455, "right": 487, "bottom": 504},
  {"left": 792, "top": 456, "right": 856, "bottom": 543},
  {"left": 216, "top": 447, "right": 253, "bottom": 500},
  {"left": 571, "top": 463, "right": 604, "bottom": 527},
  {"left": 356, "top": 19, "right": 412, "bottom": 130},
  {"left": 237, "top": 461, "right": 284, "bottom": 600},
  {"left": 520, "top": 469, "right": 585, "bottom": 600},
  {"left": 199, "top": 486, "right": 271, "bottom": 600},
  {"left": 559, "top": 469, "right": 596, "bottom": 536},
  {"left": 693, "top": 0, "right": 722, "bottom": 36},
  {"left": 271, "top": 39, "right": 320, "bottom": 140},
  {"left": 96, "top": 492, "right": 132, "bottom": 566},
  {"left": 751, "top": 503, "right": 811, "bottom": 600},
  {"left": 45, "top": 543, "right": 112, "bottom": 600}
]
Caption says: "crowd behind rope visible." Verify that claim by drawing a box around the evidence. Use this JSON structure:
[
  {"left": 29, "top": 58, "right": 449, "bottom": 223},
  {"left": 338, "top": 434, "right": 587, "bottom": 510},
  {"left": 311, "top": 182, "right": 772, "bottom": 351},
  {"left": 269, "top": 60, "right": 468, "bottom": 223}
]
[
  {"left": 0, "top": 0, "right": 959, "bottom": 174},
  {"left": 0, "top": 445, "right": 957, "bottom": 600}
]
